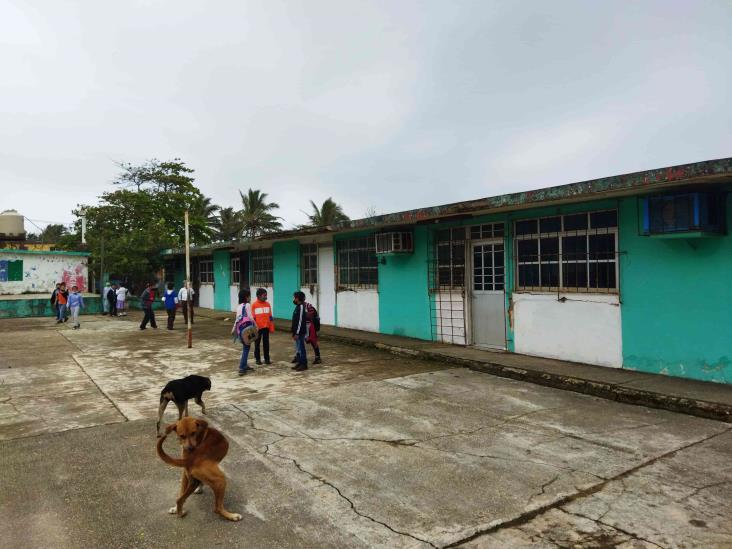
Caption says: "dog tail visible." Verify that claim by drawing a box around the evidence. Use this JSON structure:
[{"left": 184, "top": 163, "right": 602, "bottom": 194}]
[{"left": 156, "top": 435, "right": 186, "bottom": 467}]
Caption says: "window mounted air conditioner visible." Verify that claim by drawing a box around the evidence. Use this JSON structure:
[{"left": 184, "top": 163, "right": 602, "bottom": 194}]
[
  {"left": 640, "top": 191, "right": 725, "bottom": 237},
  {"left": 375, "top": 232, "right": 414, "bottom": 254}
]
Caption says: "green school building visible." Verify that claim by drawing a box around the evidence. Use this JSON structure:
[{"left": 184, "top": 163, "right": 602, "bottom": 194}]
[{"left": 163, "top": 158, "right": 732, "bottom": 385}]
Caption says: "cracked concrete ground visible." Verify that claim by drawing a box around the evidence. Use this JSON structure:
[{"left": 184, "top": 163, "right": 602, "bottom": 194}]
[{"left": 0, "top": 314, "right": 730, "bottom": 548}]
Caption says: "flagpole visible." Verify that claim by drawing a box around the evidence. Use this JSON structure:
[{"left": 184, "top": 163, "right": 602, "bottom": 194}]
[{"left": 185, "top": 210, "right": 192, "bottom": 348}]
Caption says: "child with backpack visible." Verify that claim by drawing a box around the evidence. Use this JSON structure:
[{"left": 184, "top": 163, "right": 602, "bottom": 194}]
[
  {"left": 232, "top": 289, "right": 257, "bottom": 375},
  {"left": 291, "top": 300, "right": 322, "bottom": 366},
  {"left": 161, "top": 282, "right": 179, "bottom": 330}
]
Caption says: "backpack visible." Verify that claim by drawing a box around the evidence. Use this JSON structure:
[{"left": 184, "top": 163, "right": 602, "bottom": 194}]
[
  {"left": 306, "top": 303, "right": 320, "bottom": 332},
  {"left": 234, "top": 313, "right": 258, "bottom": 345}
]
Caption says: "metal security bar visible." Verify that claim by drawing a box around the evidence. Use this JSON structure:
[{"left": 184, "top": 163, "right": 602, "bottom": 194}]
[{"left": 428, "top": 227, "right": 467, "bottom": 344}]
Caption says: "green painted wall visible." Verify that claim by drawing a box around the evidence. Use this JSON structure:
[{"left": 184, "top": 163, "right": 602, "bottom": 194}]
[
  {"left": 378, "top": 226, "right": 432, "bottom": 339},
  {"left": 0, "top": 295, "right": 103, "bottom": 318},
  {"left": 273, "top": 240, "right": 300, "bottom": 318},
  {"left": 619, "top": 190, "right": 732, "bottom": 383},
  {"left": 213, "top": 250, "right": 231, "bottom": 311}
]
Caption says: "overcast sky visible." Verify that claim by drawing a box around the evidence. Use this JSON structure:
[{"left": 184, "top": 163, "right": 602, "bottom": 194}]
[{"left": 2, "top": 0, "right": 731, "bottom": 233}]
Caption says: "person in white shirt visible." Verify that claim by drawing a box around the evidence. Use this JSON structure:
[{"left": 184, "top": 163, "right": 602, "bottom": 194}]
[
  {"left": 178, "top": 282, "right": 195, "bottom": 324},
  {"left": 116, "top": 284, "right": 129, "bottom": 316}
]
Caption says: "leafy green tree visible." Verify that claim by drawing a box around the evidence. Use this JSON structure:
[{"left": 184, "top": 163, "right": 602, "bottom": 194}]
[
  {"left": 239, "top": 189, "right": 282, "bottom": 239},
  {"left": 306, "top": 198, "right": 350, "bottom": 227},
  {"left": 65, "top": 159, "right": 214, "bottom": 288},
  {"left": 39, "top": 224, "right": 66, "bottom": 243},
  {"left": 212, "top": 207, "right": 244, "bottom": 242}
]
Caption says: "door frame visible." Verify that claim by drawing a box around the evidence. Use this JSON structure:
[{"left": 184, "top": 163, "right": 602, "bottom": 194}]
[{"left": 467, "top": 236, "right": 507, "bottom": 349}]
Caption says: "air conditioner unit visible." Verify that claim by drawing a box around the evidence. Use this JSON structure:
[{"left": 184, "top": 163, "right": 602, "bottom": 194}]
[
  {"left": 376, "top": 231, "right": 414, "bottom": 254},
  {"left": 640, "top": 191, "right": 725, "bottom": 237}
]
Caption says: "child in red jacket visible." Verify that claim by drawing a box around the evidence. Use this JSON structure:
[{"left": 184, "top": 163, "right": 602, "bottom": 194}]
[{"left": 252, "top": 288, "right": 275, "bottom": 364}]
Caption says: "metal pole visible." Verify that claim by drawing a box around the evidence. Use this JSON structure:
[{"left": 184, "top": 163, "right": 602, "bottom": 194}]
[
  {"left": 185, "top": 210, "right": 192, "bottom": 348},
  {"left": 100, "top": 236, "right": 104, "bottom": 296}
]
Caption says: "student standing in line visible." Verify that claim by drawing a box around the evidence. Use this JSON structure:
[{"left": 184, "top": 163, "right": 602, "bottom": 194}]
[
  {"left": 50, "top": 283, "right": 61, "bottom": 321},
  {"left": 68, "top": 285, "right": 85, "bottom": 329},
  {"left": 107, "top": 283, "right": 118, "bottom": 317},
  {"left": 292, "top": 300, "right": 322, "bottom": 365},
  {"left": 116, "top": 283, "right": 129, "bottom": 316},
  {"left": 56, "top": 283, "right": 69, "bottom": 323},
  {"left": 139, "top": 282, "right": 158, "bottom": 330},
  {"left": 178, "top": 282, "right": 195, "bottom": 325},
  {"left": 291, "top": 291, "right": 308, "bottom": 372},
  {"left": 161, "top": 282, "right": 179, "bottom": 330},
  {"left": 231, "top": 289, "right": 255, "bottom": 376},
  {"left": 252, "top": 288, "right": 274, "bottom": 365},
  {"left": 101, "top": 281, "right": 111, "bottom": 315}
]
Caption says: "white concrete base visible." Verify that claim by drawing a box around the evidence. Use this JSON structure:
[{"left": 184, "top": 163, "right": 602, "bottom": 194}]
[
  {"left": 199, "top": 284, "right": 214, "bottom": 309},
  {"left": 336, "top": 289, "right": 379, "bottom": 332},
  {"left": 513, "top": 292, "right": 622, "bottom": 368}
]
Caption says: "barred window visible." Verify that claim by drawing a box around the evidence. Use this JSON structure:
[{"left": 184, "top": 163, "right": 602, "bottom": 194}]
[
  {"left": 231, "top": 256, "right": 240, "bottom": 285},
  {"left": 433, "top": 227, "right": 466, "bottom": 291},
  {"left": 251, "top": 248, "right": 273, "bottom": 285},
  {"left": 301, "top": 243, "right": 318, "bottom": 285},
  {"left": 515, "top": 210, "right": 618, "bottom": 292},
  {"left": 337, "top": 236, "right": 378, "bottom": 289},
  {"left": 199, "top": 259, "right": 214, "bottom": 284}
]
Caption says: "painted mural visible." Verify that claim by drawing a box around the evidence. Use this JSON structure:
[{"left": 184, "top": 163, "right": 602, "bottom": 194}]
[{"left": 0, "top": 252, "right": 89, "bottom": 295}]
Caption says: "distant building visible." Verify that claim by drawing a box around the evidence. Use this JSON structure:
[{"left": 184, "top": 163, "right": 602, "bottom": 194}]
[{"left": 0, "top": 249, "right": 89, "bottom": 295}]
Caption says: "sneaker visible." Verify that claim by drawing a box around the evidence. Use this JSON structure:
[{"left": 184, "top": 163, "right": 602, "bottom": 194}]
[
  {"left": 290, "top": 355, "right": 298, "bottom": 364},
  {"left": 290, "top": 365, "right": 299, "bottom": 370},
  {"left": 255, "top": 360, "right": 263, "bottom": 365},
  {"left": 294, "top": 365, "right": 308, "bottom": 372},
  {"left": 140, "top": 327, "right": 146, "bottom": 330},
  {"left": 313, "top": 357, "right": 322, "bottom": 365},
  {"left": 238, "top": 370, "right": 248, "bottom": 376},
  {"left": 265, "top": 360, "right": 272, "bottom": 365}
]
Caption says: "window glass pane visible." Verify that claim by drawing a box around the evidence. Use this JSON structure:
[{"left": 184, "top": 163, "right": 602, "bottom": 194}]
[
  {"left": 493, "top": 224, "right": 504, "bottom": 237},
  {"left": 470, "top": 226, "right": 481, "bottom": 239},
  {"left": 518, "top": 264, "right": 539, "bottom": 287},
  {"left": 540, "top": 216, "right": 561, "bottom": 233},
  {"left": 562, "top": 235, "right": 586, "bottom": 260},
  {"left": 563, "top": 262, "right": 588, "bottom": 288},
  {"left": 517, "top": 239, "right": 538, "bottom": 261},
  {"left": 494, "top": 249, "right": 504, "bottom": 268},
  {"left": 452, "top": 242, "right": 465, "bottom": 263},
  {"left": 540, "top": 237, "right": 559, "bottom": 261},
  {"left": 453, "top": 267, "right": 465, "bottom": 286},
  {"left": 563, "top": 213, "right": 588, "bottom": 231},
  {"left": 590, "top": 210, "right": 618, "bottom": 228},
  {"left": 437, "top": 243, "right": 450, "bottom": 262},
  {"left": 589, "top": 262, "right": 616, "bottom": 289},
  {"left": 589, "top": 234, "right": 615, "bottom": 260},
  {"left": 515, "top": 219, "right": 538, "bottom": 236},
  {"left": 540, "top": 263, "right": 559, "bottom": 287}
]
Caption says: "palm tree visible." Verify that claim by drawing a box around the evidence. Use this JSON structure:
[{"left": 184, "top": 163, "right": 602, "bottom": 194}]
[
  {"left": 239, "top": 189, "right": 282, "bottom": 239},
  {"left": 212, "top": 207, "right": 244, "bottom": 242},
  {"left": 307, "top": 198, "right": 350, "bottom": 227}
]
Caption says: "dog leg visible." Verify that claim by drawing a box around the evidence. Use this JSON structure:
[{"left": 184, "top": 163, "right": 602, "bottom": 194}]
[
  {"left": 184, "top": 400, "right": 189, "bottom": 418},
  {"left": 157, "top": 398, "right": 170, "bottom": 437},
  {"left": 193, "top": 464, "right": 242, "bottom": 521},
  {"left": 175, "top": 402, "right": 185, "bottom": 420},
  {"left": 168, "top": 471, "right": 199, "bottom": 517},
  {"left": 195, "top": 396, "right": 206, "bottom": 415}
]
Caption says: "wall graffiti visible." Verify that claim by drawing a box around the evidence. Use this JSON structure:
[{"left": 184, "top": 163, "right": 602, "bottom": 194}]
[
  {"left": 62, "top": 263, "right": 87, "bottom": 292},
  {"left": 0, "top": 253, "right": 89, "bottom": 295}
]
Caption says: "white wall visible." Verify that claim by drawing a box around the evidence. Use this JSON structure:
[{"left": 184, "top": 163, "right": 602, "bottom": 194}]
[
  {"left": 513, "top": 293, "right": 622, "bottom": 368},
  {"left": 301, "top": 286, "right": 317, "bottom": 308},
  {"left": 336, "top": 289, "right": 379, "bottom": 332},
  {"left": 434, "top": 291, "right": 466, "bottom": 345},
  {"left": 317, "top": 245, "right": 336, "bottom": 326},
  {"left": 229, "top": 285, "right": 239, "bottom": 312},
  {"left": 0, "top": 253, "right": 88, "bottom": 295},
  {"left": 199, "top": 284, "right": 214, "bottom": 309}
]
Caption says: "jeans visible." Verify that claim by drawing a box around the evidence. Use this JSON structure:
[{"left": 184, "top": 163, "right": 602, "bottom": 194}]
[
  {"left": 71, "top": 305, "right": 80, "bottom": 327},
  {"left": 102, "top": 298, "right": 110, "bottom": 314},
  {"left": 140, "top": 308, "right": 157, "bottom": 329},
  {"left": 57, "top": 304, "right": 67, "bottom": 321},
  {"left": 254, "top": 329, "right": 269, "bottom": 362},
  {"left": 295, "top": 334, "right": 307, "bottom": 366},
  {"left": 239, "top": 344, "right": 251, "bottom": 372}
]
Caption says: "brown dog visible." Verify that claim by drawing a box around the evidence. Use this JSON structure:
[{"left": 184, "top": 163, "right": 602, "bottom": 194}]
[{"left": 156, "top": 416, "right": 242, "bottom": 521}]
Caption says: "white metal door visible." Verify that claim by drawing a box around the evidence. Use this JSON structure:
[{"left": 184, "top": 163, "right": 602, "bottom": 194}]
[
  {"left": 317, "top": 246, "right": 336, "bottom": 325},
  {"left": 471, "top": 240, "right": 506, "bottom": 348}
]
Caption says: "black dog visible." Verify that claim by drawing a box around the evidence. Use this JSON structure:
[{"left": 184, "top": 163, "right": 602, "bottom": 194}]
[{"left": 156, "top": 375, "right": 211, "bottom": 437}]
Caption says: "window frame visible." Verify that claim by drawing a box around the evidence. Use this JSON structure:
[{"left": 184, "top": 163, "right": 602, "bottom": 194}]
[
  {"left": 300, "top": 243, "right": 318, "bottom": 286},
  {"left": 336, "top": 236, "right": 378, "bottom": 290},
  {"left": 432, "top": 227, "right": 466, "bottom": 292},
  {"left": 250, "top": 248, "right": 273, "bottom": 286},
  {"left": 231, "top": 256, "right": 240, "bottom": 285},
  {"left": 199, "top": 258, "right": 214, "bottom": 284},
  {"left": 514, "top": 210, "right": 619, "bottom": 293}
]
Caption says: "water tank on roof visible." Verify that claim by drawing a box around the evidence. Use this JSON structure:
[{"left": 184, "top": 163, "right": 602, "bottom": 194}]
[{"left": 0, "top": 210, "right": 26, "bottom": 240}]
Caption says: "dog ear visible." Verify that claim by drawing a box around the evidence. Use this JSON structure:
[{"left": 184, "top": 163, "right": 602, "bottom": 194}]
[
  {"left": 195, "top": 419, "right": 208, "bottom": 432},
  {"left": 165, "top": 423, "right": 178, "bottom": 434}
]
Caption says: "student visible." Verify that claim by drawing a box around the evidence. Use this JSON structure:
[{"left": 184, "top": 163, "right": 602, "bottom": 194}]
[
  {"left": 252, "top": 288, "right": 274, "bottom": 365},
  {"left": 50, "top": 283, "right": 61, "bottom": 321},
  {"left": 231, "top": 289, "right": 255, "bottom": 375},
  {"left": 291, "top": 291, "right": 308, "bottom": 371},
  {"left": 178, "top": 282, "right": 195, "bottom": 325},
  {"left": 116, "top": 283, "right": 129, "bottom": 316},
  {"left": 292, "top": 301, "right": 322, "bottom": 365},
  {"left": 101, "top": 282, "right": 111, "bottom": 315},
  {"left": 107, "top": 283, "right": 118, "bottom": 317},
  {"left": 68, "top": 285, "right": 85, "bottom": 329},
  {"left": 139, "top": 282, "right": 158, "bottom": 330},
  {"left": 161, "top": 282, "right": 179, "bottom": 330},
  {"left": 56, "top": 283, "right": 69, "bottom": 324}
]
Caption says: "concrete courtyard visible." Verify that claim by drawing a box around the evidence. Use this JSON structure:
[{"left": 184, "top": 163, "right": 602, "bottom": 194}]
[{"left": 0, "top": 313, "right": 730, "bottom": 548}]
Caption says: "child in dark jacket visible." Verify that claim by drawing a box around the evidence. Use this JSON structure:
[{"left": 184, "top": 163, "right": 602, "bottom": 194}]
[
  {"left": 291, "top": 291, "right": 308, "bottom": 371},
  {"left": 139, "top": 283, "right": 158, "bottom": 330},
  {"left": 161, "top": 282, "right": 179, "bottom": 330}
]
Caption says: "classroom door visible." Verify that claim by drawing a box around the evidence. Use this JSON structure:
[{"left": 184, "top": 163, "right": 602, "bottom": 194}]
[{"left": 470, "top": 240, "right": 506, "bottom": 348}]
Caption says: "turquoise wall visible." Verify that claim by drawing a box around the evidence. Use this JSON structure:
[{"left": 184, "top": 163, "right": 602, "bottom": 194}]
[
  {"left": 619, "top": 191, "right": 732, "bottom": 383},
  {"left": 213, "top": 250, "right": 231, "bottom": 311},
  {"left": 0, "top": 295, "right": 103, "bottom": 318},
  {"left": 378, "top": 226, "right": 432, "bottom": 339},
  {"left": 273, "top": 240, "right": 300, "bottom": 318}
]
